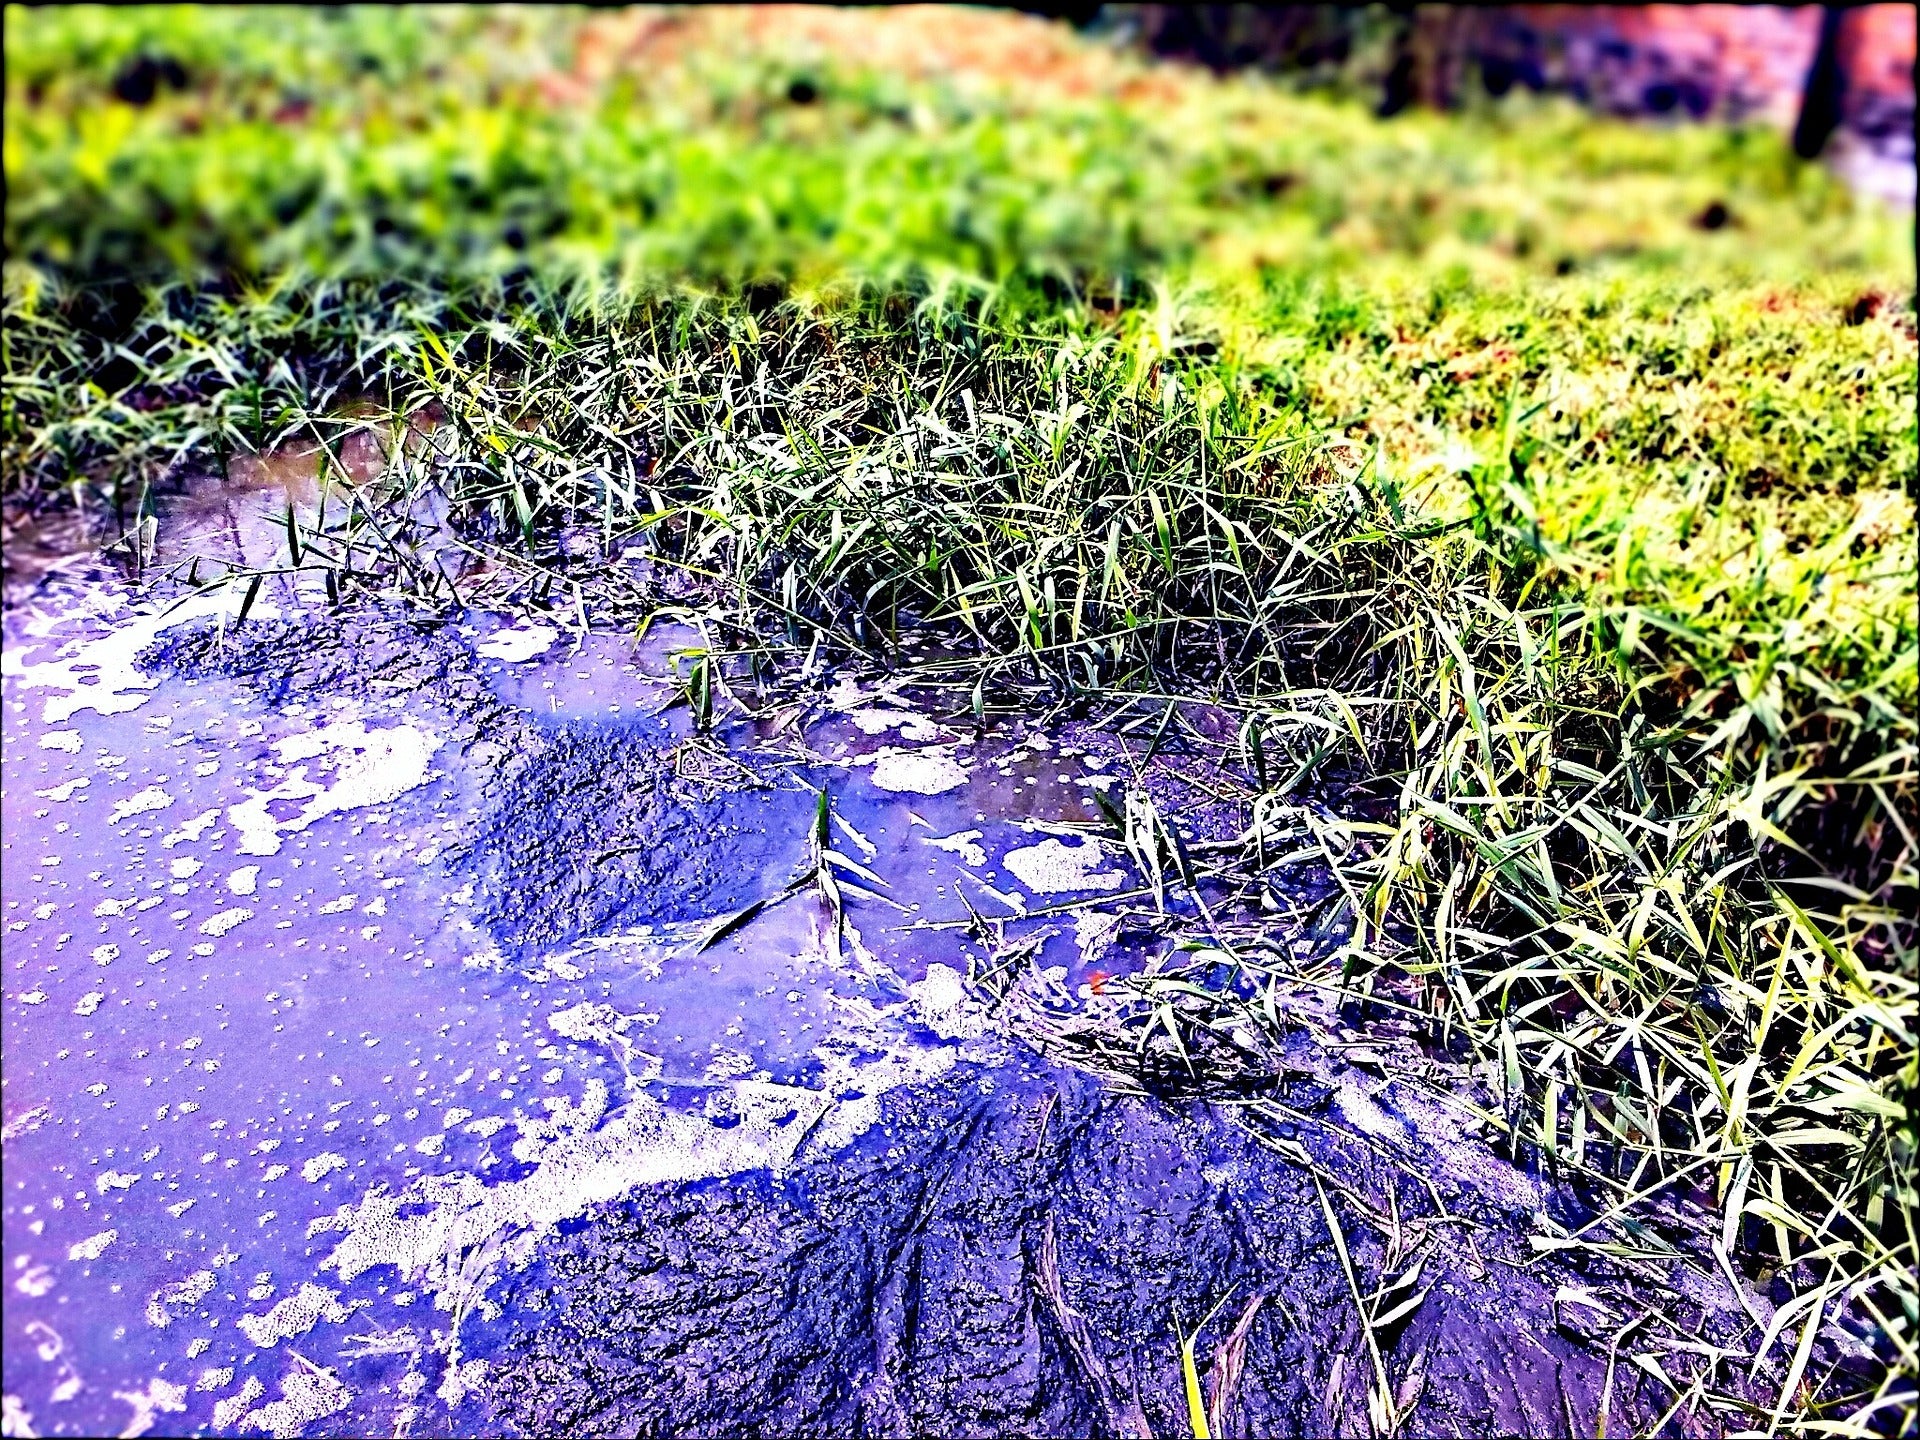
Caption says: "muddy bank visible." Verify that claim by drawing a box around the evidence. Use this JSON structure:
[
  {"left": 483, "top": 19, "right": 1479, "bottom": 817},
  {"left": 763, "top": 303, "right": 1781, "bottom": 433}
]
[{"left": 481, "top": 1060, "right": 1670, "bottom": 1440}]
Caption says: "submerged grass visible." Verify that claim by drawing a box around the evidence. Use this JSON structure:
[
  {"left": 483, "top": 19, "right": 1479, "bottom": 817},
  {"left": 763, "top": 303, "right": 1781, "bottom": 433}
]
[{"left": 4, "top": 5, "right": 1915, "bottom": 1431}]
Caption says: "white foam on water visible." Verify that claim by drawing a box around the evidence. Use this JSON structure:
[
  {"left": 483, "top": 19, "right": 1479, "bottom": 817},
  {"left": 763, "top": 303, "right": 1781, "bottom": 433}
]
[
  {"left": 111, "top": 1377, "right": 186, "bottom": 1439},
  {"left": 67, "top": 1230, "right": 116, "bottom": 1262},
  {"left": 924, "top": 828, "right": 987, "bottom": 868},
  {"left": 301, "top": 1153, "right": 347, "bottom": 1183},
  {"left": 236, "top": 1282, "right": 351, "bottom": 1349},
  {"left": 1, "top": 589, "right": 280, "bottom": 724},
  {"left": 1074, "top": 911, "right": 1124, "bottom": 968},
  {"left": 106, "top": 785, "right": 175, "bottom": 824},
  {"left": 845, "top": 707, "right": 942, "bottom": 742},
  {"left": 867, "top": 746, "right": 969, "bottom": 795},
  {"left": 905, "top": 963, "right": 992, "bottom": 1041},
  {"left": 229, "top": 718, "right": 442, "bottom": 856},
  {"left": 474, "top": 623, "right": 559, "bottom": 663},
  {"left": 210, "top": 1377, "right": 265, "bottom": 1430},
  {"left": 159, "top": 808, "right": 220, "bottom": 848},
  {"left": 198, "top": 908, "right": 254, "bottom": 938},
  {"left": 318, "top": 1037, "right": 957, "bottom": 1312},
  {"left": 1002, "top": 837, "right": 1124, "bottom": 895},
  {"left": 146, "top": 1270, "right": 215, "bottom": 1328}
]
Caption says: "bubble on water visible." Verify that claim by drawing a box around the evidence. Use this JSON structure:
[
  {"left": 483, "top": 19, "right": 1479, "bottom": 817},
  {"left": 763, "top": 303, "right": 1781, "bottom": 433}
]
[
  {"left": 38, "top": 730, "right": 83, "bottom": 752},
  {"left": 33, "top": 776, "right": 89, "bottom": 802},
  {"left": 226, "top": 866, "right": 260, "bottom": 896},
  {"left": 73, "top": 991, "right": 104, "bottom": 1017}
]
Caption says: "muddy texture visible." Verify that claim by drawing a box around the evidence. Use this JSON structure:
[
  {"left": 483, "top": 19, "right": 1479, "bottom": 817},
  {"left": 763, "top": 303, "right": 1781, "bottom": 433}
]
[
  {"left": 468, "top": 722, "right": 813, "bottom": 951},
  {"left": 484, "top": 1064, "right": 1661, "bottom": 1440},
  {"left": 138, "top": 609, "right": 518, "bottom": 737},
  {"left": 140, "top": 609, "right": 815, "bottom": 953}
]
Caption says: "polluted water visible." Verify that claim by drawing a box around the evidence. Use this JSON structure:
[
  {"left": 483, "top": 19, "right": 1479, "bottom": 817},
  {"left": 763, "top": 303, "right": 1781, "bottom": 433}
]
[{"left": 2, "top": 457, "right": 1758, "bottom": 1438}]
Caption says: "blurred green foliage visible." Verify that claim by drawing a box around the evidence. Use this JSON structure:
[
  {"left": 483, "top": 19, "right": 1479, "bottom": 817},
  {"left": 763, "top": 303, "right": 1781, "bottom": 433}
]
[{"left": 5, "top": 5, "right": 1908, "bottom": 293}]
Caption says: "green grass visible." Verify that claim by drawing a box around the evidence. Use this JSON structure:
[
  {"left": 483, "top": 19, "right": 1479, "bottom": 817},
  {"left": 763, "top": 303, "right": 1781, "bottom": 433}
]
[{"left": 5, "top": 6, "right": 1915, "bottom": 1431}]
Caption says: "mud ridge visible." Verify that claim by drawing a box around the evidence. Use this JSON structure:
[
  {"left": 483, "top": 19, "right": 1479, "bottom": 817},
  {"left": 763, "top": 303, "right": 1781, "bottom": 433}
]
[{"left": 481, "top": 1063, "right": 1671, "bottom": 1440}]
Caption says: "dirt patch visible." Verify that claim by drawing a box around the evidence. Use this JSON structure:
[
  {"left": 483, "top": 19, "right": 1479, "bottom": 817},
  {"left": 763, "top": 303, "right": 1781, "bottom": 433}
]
[
  {"left": 548, "top": 5, "right": 1188, "bottom": 110},
  {"left": 137, "top": 609, "right": 515, "bottom": 729}
]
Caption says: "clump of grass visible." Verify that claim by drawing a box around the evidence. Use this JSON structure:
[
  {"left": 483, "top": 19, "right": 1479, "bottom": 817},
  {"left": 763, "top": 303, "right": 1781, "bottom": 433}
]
[{"left": 4, "top": 6, "right": 1915, "bottom": 1431}]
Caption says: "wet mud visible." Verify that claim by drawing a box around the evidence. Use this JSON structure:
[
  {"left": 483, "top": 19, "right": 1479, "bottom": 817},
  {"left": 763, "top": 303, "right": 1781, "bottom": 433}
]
[
  {"left": 141, "top": 615, "right": 815, "bottom": 954},
  {"left": 485, "top": 1061, "right": 1664, "bottom": 1440}
]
